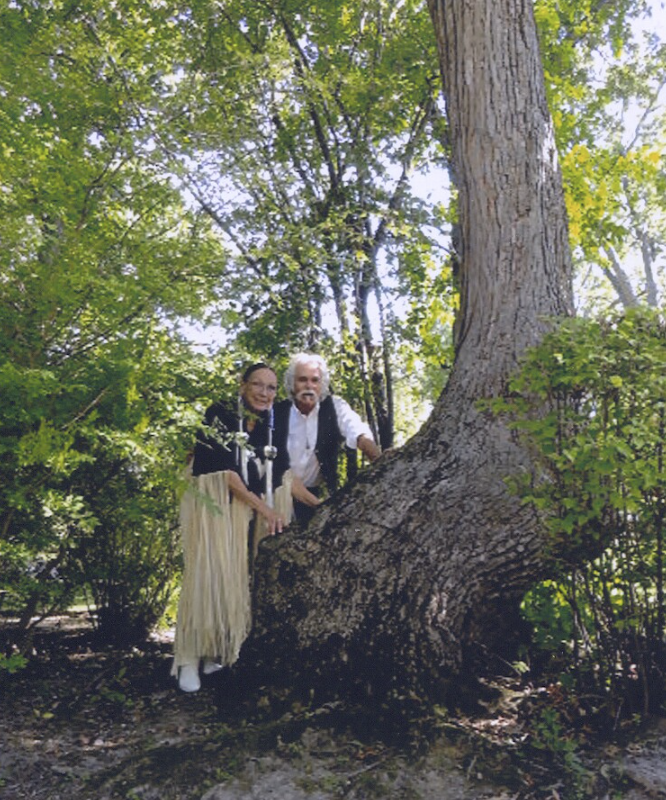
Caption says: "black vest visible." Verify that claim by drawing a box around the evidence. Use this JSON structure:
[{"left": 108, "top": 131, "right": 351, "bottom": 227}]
[{"left": 273, "top": 396, "right": 341, "bottom": 494}]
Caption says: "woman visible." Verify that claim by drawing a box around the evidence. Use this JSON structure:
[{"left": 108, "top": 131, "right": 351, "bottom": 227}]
[
  {"left": 192, "top": 362, "right": 289, "bottom": 532},
  {"left": 172, "top": 363, "right": 314, "bottom": 693}
]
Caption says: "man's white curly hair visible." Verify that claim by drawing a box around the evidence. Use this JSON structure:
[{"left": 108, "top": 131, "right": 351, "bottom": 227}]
[{"left": 284, "top": 352, "right": 331, "bottom": 400}]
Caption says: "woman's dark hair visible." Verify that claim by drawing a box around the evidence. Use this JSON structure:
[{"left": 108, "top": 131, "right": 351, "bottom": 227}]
[{"left": 241, "top": 362, "right": 276, "bottom": 382}]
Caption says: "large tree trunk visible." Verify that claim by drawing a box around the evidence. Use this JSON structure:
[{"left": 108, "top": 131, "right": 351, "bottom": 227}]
[{"left": 241, "top": 0, "right": 573, "bottom": 704}]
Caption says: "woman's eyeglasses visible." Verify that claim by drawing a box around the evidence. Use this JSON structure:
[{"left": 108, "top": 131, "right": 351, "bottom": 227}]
[{"left": 248, "top": 380, "right": 277, "bottom": 394}]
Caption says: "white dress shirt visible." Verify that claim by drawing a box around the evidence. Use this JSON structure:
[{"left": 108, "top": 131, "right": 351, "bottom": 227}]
[{"left": 287, "top": 396, "right": 374, "bottom": 488}]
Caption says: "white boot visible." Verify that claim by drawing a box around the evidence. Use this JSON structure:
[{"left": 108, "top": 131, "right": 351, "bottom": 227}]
[
  {"left": 203, "top": 660, "right": 223, "bottom": 675},
  {"left": 178, "top": 662, "right": 201, "bottom": 692}
]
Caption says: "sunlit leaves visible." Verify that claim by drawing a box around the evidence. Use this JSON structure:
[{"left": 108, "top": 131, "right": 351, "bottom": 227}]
[
  {"left": 0, "top": 0, "right": 233, "bottom": 634},
  {"left": 497, "top": 307, "right": 666, "bottom": 711},
  {"left": 161, "top": 0, "right": 446, "bottom": 355},
  {"left": 534, "top": 0, "right": 665, "bottom": 311},
  {"left": 499, "top": 307, "right": 666, "bottom": 554}
]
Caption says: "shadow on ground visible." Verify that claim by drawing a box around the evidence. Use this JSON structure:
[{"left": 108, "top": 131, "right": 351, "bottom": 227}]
[{"left": 1, "top": 613, "right": 665, "bottom": 800}]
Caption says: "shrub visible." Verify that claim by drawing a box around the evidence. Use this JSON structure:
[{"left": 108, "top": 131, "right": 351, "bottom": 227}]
[{"left": 497, "top": 307, "right": 666, "bottom": 717}]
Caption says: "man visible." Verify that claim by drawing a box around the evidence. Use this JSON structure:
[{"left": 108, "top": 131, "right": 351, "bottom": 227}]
[{"left": 274, "top": 352, "right": 382, "bottom": 524}]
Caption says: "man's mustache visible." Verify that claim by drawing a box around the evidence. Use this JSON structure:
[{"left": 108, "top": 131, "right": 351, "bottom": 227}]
[{"left": 296, "top": 389, "right": 317, "bottom": 400}]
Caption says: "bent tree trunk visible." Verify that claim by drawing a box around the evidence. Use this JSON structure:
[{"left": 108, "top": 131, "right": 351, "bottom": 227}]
[{"left": 242, "top": 0, "right": 573, "bottom": 703}]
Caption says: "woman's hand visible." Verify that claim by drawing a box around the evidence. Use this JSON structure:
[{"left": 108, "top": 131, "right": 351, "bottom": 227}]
[
  {"left": 226, "top": 471, "right": 286, "bottom": 534},
  {"left": 259, "top": 504, "right": 285, "bottom": 536}
]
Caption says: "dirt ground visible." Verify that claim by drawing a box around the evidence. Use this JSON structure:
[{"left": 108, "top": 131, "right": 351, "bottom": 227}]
[{"left": 1, "top": 613, "right": 666, "bottom": 800}]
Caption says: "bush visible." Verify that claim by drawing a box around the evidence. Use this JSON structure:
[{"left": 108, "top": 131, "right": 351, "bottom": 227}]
[
  {"left": 0, "top": 331, "right": 208, "bottom": 649},
  {"left": 496, "top": 307, "right": 666, "bottom": 718}
]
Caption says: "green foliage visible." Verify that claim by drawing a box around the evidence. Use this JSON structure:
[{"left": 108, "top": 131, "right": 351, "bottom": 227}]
[
  {"left": 535, "top": 0, "right": 666, "bottom": 311},
  {"left": 0, "top": 1, "right": 228, "bottom": 644},
  {"left": 2, "top": 0, "right": 660, "bottom": 669},
  {"left": 90, "top": 666, "right": 134, "bottom": 709},
  {"left": 532, "top": 707, "right": 578, "bottom": 763},
  {"left": 494, "top": 307, "right": 666, "bottom": 716},
  {"left": 0, "top": 0, "right": 453, "bottom": 646},
  {"left": 0, "top": 652, "right": 28, "bottom": 675},
  {"left": 0, "top": 327, "right": 212, "bottom": 643},
  {"left": 160, "top": 0, "right": 453, "bottom": 440},
  {"left": 395, "top": 241, "right": 457, "bottom": 423}
]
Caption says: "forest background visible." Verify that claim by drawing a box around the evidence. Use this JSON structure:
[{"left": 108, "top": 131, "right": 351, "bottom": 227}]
[{"left": 1, "top": 0, "right": 666, "bottom": 750}]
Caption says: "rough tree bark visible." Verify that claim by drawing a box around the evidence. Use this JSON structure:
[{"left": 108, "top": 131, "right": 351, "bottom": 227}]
[{"left": 240, "top": 0, "right": 574, "bottom": 704}]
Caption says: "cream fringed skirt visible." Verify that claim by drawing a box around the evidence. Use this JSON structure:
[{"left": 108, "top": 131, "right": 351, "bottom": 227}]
[
  {"left": 254, "top": 469, "right": 293, "bottom": 558},
  {"left": 171, "top": 469, "right": 293, "bottom": 675}
]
